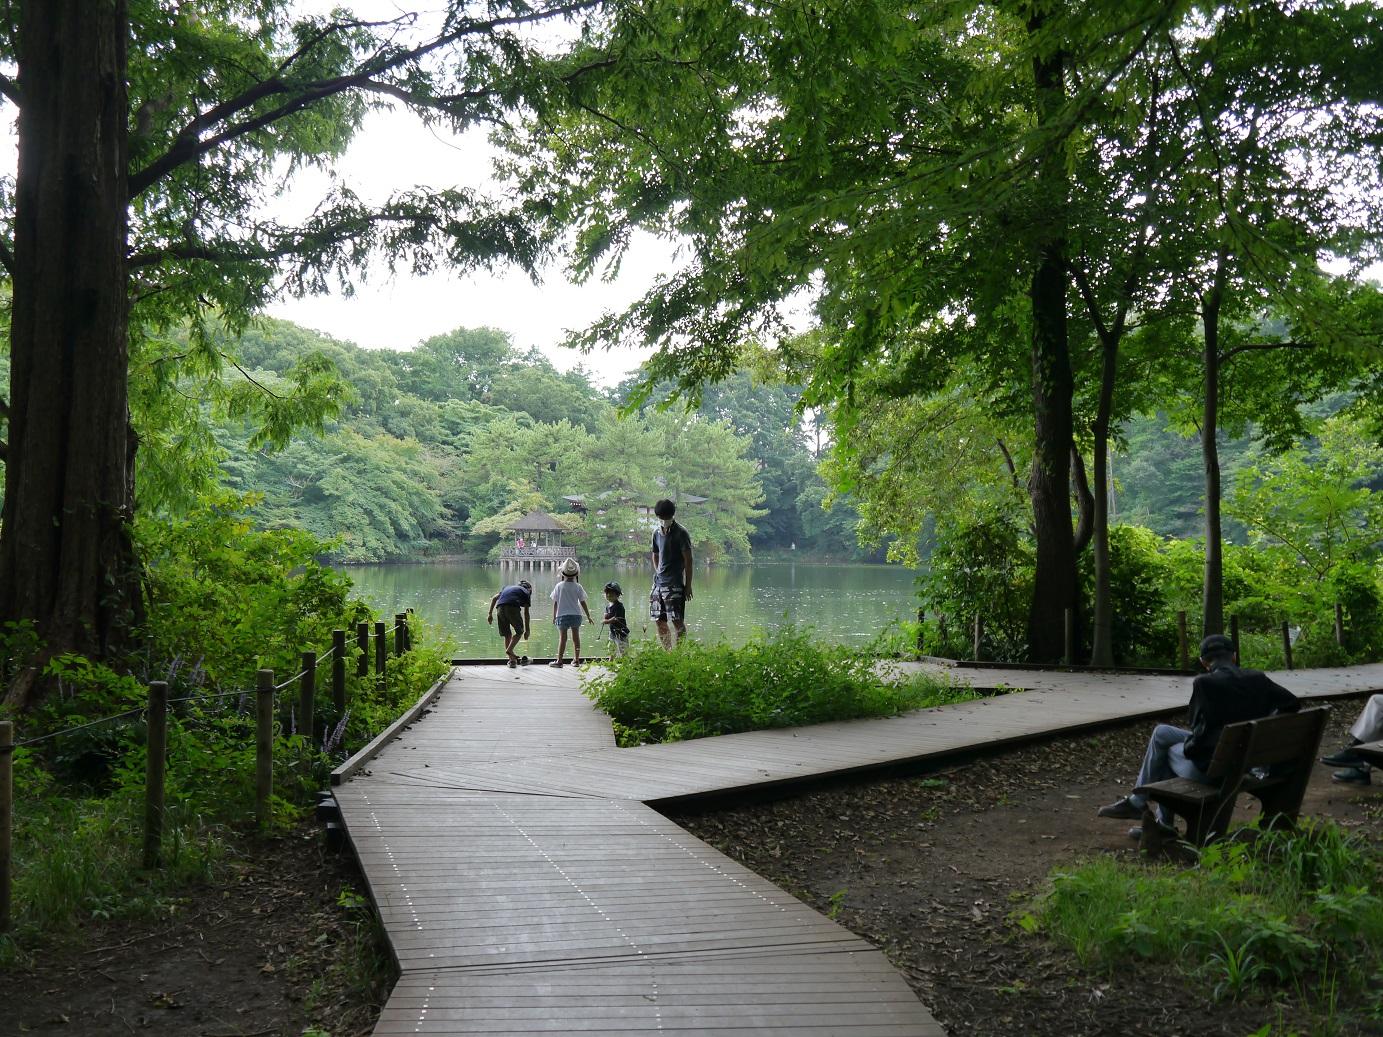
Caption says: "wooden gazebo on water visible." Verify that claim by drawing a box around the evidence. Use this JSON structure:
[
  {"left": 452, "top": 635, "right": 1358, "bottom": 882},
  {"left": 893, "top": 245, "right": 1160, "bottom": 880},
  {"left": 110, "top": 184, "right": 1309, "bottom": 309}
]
[{"left": 499, "top": 510, "right": 575, "bottom": 572}]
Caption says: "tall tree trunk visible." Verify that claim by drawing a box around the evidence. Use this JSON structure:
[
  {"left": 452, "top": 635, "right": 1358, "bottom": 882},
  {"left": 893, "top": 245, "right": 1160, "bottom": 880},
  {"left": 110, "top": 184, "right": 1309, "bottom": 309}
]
[
  {"left": 1088, "top": 337, "right": 1118, "bottom": 667},
  {"left": 1024, "top": 20, "right": 1078, "bottom": 663},
  {"left": 1, "top": 1, "right": 138, "bottom": 710},
  {"left": 1070, "top": 446, "right": 1094, "bottom": 554},
  {"left": 1200, "top": 287, "right": 1224, "bottom": 638}
]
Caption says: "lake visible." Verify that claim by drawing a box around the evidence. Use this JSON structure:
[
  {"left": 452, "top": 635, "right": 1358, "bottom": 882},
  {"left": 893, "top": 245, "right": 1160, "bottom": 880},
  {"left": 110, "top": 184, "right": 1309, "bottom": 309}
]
[{"left": 341, "top": 561, "right": 919, "bottom": 657}]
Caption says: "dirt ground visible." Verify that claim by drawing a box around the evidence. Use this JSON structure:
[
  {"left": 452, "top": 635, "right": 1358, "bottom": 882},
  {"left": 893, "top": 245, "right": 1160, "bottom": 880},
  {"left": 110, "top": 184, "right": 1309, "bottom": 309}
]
[
  {"left": 670, "top": 696, "right": 1383, "bottom": 1037},
  {"left": 0, "top": 825, "right": 392, "bottom": 1037},
  {"left": 3, "top": 694, "right": 1381, "bottom": 1037}
]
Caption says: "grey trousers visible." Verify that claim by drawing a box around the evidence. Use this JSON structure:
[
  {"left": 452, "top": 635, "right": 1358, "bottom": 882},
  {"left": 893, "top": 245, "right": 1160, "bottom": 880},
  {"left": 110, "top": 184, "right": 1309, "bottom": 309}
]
[
  {"left": 1128, "top": 724, "right": 1210, "bottom": 825},
  {"left": 1350, "top": 694, "right": 1383, "bottom": 743}
]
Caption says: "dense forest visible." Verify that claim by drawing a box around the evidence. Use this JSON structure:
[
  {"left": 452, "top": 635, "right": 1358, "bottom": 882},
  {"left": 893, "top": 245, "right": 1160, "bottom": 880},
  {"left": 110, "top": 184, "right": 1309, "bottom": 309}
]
[{"left": 203, "top": 318, "right": 870, "bottom": 563}]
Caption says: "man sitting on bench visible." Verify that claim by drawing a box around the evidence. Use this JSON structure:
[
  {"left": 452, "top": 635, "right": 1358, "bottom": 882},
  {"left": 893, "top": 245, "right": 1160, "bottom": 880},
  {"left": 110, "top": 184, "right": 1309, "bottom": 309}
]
[
  {"left": 1097, "top": 633, "right": 1301, "bottom": 837},
  {"left": 1320, "top": 694, "right": 1383, "bottom": 786}
]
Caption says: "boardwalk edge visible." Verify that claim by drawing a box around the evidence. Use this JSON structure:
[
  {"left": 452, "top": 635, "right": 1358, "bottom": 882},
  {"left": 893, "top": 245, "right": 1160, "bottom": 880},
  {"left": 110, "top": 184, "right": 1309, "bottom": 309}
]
[{"left": 331, "top": 666, "right": 455, "bottom": 787}]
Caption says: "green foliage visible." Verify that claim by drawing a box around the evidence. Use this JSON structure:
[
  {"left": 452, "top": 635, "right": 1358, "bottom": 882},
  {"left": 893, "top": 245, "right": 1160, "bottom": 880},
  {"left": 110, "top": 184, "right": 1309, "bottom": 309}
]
[
  {"left": 583, "top": 627, "right": 979, "bottom": 746},
  {"left": 1024, "top": 819, "right": 1383, "bottom": 1020}
]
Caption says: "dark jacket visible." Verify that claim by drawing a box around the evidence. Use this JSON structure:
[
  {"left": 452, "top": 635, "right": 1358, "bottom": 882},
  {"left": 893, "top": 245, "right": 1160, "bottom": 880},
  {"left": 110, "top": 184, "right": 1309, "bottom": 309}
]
[{"left": 1183, "top": 661, "right": 1300, "bottom": 770}]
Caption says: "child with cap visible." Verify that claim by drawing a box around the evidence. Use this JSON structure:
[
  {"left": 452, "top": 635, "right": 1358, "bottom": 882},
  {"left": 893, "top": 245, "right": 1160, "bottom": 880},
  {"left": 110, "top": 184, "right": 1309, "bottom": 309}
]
[
  {"left": 601, "top": 581, "right": 630, "bottom": 658},
  {"left": 549, "top": 557, "right": 593, "bottom": 667},
  {"left": 486, "top": 578, "right": 532, "bottom": 667}
]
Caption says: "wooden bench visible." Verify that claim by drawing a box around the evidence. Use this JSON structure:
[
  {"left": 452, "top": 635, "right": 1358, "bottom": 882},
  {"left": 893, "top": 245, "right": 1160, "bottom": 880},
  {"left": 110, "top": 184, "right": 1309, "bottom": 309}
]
[{"left": 1134, "top": 707, "right": 1328, "bottom": 853}]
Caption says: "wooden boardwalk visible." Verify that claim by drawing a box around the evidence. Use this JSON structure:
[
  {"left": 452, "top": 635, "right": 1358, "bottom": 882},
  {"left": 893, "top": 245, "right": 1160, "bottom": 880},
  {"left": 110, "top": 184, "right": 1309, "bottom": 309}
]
[{"left": 335, "top": 660, "right": 1383, "bottom": 1036}]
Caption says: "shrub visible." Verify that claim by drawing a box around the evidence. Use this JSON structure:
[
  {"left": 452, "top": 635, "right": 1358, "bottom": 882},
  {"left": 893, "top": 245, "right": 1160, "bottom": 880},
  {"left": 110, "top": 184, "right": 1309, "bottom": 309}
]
[
  {"left": 1022, "top": 818, "right": 1383, "bottom": 1020},
  {"left": 583, "top": 626, "right": 979, "bottom": 746}
]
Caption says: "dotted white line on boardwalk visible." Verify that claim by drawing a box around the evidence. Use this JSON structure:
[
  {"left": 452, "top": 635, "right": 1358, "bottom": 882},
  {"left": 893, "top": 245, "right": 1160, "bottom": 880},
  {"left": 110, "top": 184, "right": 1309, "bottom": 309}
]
[
  {"left": 610, "top": 801, "right": 790, "bottom": 915},
  {"left": 489, "top": 801, "right": 663, "bottom": 1031}
]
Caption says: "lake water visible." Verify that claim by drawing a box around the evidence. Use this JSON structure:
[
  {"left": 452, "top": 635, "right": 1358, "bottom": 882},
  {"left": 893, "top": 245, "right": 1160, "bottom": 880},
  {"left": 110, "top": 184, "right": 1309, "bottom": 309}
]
[{"left": 341, "top": 561, "right": 919, "bottom": 657}]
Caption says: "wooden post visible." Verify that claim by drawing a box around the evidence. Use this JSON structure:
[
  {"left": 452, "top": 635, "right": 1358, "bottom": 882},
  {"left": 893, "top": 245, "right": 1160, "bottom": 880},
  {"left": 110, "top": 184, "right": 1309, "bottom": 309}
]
[
  {"left": 298, "top": 651, "right": 316, "bottom": 741},
  {"left": 374, "top": 621, "right": 387, "bottom": 686},
  {"left": 1230, "top": 614, "right": 1241, "bottom": 661},
  {"left": 1335, "top": 602, "right": 1345, "bottom": 646},
  {"left": 1063, "top": 608, "right": 1075, "bottom": 667},
  {"left": 256, "top": 669, "right": 274, "bottom": 831},
  {"left": 938, "top": 614, "right": 948, "bottom": 654},
  {"left": 1281, "top": 620, "right": 1294, "bottom": 671},
  {"left": 355, "top": 622, "right": 369, "bottom": 678},
  {"left": 332, "top": 629, "right": 347, "bottom": 717},
  {"left": 1177, "top": 611, "right": 1189, "bottom": 670},
  {"left": 394, "top": 613, "right": 406, "bottom": 657},
  {"left": 971, "top": 614, "right": 983, "bottom": 662},
  {"left": 143, "top": 681, "right": 168, "bottom": 869},
  {"left": 916, "top": 609, "right": 924, "bottom": 657},
  {"left": 0, "top": 720, "right": 11, "bottom": 933},
  {"left": 405, "top": 608, "right": 415, "bottom": 652}
]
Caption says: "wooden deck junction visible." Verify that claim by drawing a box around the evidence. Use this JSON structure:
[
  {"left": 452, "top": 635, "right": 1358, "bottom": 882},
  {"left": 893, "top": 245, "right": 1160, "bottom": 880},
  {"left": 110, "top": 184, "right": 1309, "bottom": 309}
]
[{"left": 334, "top": 660, "right": 1383, "bottom": 1036}]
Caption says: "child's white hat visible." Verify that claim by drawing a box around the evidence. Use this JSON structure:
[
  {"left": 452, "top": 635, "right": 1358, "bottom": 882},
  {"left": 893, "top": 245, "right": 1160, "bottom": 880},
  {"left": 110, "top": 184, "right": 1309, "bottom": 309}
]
[{"left": 560, "top": 557, "right": 580, "bottom": 576}]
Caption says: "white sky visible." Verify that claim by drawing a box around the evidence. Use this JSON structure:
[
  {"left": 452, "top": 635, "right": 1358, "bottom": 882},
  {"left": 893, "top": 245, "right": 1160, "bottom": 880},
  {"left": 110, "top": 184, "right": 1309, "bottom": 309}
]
[
  {"left": 256, "top": 0, "right": 670, "bottom": 386},
  {"left": 262, "top": 106, "right": 669, "bottom": 386}
]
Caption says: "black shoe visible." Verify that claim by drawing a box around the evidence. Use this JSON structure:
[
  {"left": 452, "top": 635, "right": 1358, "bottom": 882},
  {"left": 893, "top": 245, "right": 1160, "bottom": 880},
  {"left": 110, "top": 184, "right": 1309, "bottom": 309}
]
[
  {"left": 519, "top": 655, "right": 529, "bottom": 666},
  {"left": 1332, "top": 766, "right": 1371, "bottom": 785},
  {"left": 1322, "top": 743, "right": 1365, "bottom": 767},
  {"left": 1098, "top": 797, "right": 1142, "bottom": 820}
]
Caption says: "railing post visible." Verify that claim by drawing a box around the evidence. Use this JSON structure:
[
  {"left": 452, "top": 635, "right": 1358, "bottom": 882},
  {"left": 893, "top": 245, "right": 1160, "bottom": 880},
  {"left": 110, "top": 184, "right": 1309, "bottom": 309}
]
[
  {"left": 143, "top": 681, "right": 168, "bottom": 869},
  {"left": 1335, "top": 602, "right": 1345, "bottom": 646},
  {"left": 256, "top": 669, "right": 274, "bottom": 831},
  {"left": 1177, "top": 611, "right": 1189, "bottom": 670},
  {"left": 971, "top": 614, "right": 983, "bottom": 662},
  {"left": 0, "top": 720, "right": 11, "bottom": 933},
  {"left": 332, "top": 629, "right": 347, "bottom": 717},
  {"left": 394, "top": 613, "right": 406, "bottom": 657},
  {"left": 1230, "top": 614, "right": 1241, "bottom": 662},
  {"left": 405, "top": 608, "right": 415, "bottom": 652},
  {"left": 916, "top": 609, "right": 924, "bottom": 657},
  {"left": 1063, "top": 608, "right": 1075, "bottom": 667},
  {"left": 374, "top": 621, "right": 387, "bottom": 687},
  {"left": 298, "top": 651, "right": 316, "bottom": 741},
  {"left": 1281, "top": 620, "right": 1294, "bottom": 671},
  {"left": 356, "top": 622, "right": 369, "bottom": 678}
]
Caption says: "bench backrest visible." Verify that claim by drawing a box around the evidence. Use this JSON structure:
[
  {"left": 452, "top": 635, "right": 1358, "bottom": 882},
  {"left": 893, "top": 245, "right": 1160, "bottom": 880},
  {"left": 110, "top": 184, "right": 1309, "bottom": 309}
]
[{"left": 1204, "top": 708, "right": 1328, "bottom": 781}]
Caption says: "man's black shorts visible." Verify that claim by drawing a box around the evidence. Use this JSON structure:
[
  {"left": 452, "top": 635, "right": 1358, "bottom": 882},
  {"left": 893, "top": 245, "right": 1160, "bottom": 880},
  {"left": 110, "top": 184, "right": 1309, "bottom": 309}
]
[
  {"left": 649, "top": 586, "right": 686, "bottom": 624},
  {"left": 496, "top": 604, "right": 525, "bottom": 638}
]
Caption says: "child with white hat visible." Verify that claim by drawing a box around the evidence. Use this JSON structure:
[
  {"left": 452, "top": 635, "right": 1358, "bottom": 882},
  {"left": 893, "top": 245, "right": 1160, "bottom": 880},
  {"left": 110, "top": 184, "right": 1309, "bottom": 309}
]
[{"left": 549, "top": 557, "right": 593, "bottom": 666}]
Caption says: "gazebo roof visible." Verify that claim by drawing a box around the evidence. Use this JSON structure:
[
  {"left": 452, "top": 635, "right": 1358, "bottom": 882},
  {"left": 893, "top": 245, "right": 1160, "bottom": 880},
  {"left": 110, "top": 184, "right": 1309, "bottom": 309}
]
[{"left": 507, "top": 510, "right": 563, "bottom": 532}]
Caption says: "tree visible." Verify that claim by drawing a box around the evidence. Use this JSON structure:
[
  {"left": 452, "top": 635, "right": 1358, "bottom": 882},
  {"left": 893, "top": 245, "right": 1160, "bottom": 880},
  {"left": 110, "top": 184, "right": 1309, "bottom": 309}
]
[
  {"left": 504, "top": 0, "right": 1198, "bottom": 660},
  {"left": 0, "top": 1, "right": 597, "bottom": 708}
]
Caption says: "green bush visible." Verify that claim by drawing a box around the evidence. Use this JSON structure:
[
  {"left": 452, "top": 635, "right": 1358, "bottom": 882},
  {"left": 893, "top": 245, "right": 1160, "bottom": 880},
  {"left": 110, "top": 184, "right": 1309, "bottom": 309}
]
[
  {"left": 582, "top": 626, "right": 980, "bottom": 746},
  {"left": 1022, "top": 818, "right": 1383, "bottom": 1020}
]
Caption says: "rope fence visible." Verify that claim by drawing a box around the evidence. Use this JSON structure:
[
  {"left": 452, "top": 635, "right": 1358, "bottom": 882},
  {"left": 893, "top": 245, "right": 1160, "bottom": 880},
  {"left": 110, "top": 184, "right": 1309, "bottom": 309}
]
[{"left": 0, "top": 607, "right": 417, "bottom": 933}]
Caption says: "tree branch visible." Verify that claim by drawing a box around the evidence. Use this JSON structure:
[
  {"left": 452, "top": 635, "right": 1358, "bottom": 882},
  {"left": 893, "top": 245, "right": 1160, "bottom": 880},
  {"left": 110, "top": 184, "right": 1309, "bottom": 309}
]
[
  {"left": 128, "top": 1, "right": 600, "bottom": 200},
  {"left": 1220, "top": 340, "right": 1315, "bottom": 362},
  {"left": 0, "top": 73, "right": 18, "bottom": 107}
]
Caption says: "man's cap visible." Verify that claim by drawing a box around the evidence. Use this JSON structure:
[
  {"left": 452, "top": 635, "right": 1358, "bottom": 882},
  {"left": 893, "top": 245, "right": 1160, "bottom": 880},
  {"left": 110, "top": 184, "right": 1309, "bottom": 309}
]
[
  {"left": 517, "top": 579, "right": 532, "bottom": 590},
  {"left": 1199, "top": 633, "right": 1234, "bottom": 657},
  {"left": 604, "top": 581, "right": 622, "bottom": 594},
  {"left": 560, "top": 557, "right": 580, "bottom": 576}
]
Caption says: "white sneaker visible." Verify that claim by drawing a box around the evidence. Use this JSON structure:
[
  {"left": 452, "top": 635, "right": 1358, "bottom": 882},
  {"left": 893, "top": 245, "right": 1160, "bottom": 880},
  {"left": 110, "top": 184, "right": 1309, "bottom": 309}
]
[{"left": 547, "top": 659, "right": 564, "bottom": 668}]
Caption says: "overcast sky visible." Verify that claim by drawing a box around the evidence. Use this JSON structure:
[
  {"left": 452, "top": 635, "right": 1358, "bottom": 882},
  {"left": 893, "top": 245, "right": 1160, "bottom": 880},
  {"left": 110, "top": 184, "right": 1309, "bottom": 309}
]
[
  {"left": 262, "top": 105, "right": 673, "bottom": 386},
  {"left": 256, "top": 1, "right": 671, "bottom": 386}
]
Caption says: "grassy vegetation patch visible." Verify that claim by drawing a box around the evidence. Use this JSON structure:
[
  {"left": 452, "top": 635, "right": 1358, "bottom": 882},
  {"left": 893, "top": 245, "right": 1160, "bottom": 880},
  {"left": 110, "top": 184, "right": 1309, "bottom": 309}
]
[
  {"left": 582, "top": 627, "right": 981, "bottom": 746},
  {"left": 1020, "top": 819, "right": 1383, "bottom": 1026}
]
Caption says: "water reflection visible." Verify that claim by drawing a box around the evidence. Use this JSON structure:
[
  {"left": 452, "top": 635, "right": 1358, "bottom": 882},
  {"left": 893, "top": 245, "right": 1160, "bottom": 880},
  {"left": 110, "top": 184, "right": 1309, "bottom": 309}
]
[{"left": 340, "top": 561, "right": 917, "bottom": 657}]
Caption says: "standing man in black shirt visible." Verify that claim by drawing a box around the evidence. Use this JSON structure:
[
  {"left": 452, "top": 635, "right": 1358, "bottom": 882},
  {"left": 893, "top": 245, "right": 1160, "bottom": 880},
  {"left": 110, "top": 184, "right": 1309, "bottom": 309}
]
[
  {"left": 1097, "top": 633, "right": 1300, "bottom": 831},
  {"left": 649, "top": 498, "right": 693, "bottom": 648}
]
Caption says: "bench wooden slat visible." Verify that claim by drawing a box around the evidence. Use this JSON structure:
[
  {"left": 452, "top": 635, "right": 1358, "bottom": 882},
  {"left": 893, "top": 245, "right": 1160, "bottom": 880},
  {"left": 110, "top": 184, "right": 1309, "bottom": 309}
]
[{"left": 1136, "top": 707, "right": 1327, "bottom": 850}]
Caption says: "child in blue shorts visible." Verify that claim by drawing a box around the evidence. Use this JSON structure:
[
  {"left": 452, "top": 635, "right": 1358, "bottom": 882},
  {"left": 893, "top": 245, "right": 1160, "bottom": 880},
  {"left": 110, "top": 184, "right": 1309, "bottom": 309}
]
[{"left": 549, "top": 558, "right": 593, "bottom": 667}]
